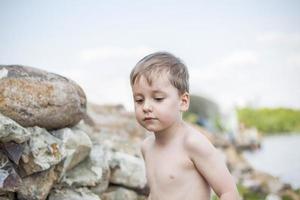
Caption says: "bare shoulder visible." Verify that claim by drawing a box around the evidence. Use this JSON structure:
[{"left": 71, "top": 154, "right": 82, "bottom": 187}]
[
  {"left": 183, "top": 124, "right": 217, "bottom": 158},
  {"left": 141, "top": 135, "right": 155, "bottom": 155}
]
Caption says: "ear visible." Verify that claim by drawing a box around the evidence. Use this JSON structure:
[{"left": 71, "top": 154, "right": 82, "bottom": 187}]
[{"left": 180, "top": 92, "right": 190, "bottom": 112}]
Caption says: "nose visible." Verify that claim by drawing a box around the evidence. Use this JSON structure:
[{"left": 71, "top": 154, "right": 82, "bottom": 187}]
[{"left": 142, "top": 100, "right": 152, "bottom": 113}]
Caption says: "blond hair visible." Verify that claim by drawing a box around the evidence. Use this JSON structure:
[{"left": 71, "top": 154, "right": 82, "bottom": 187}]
[{"left": 130, "top": 52, "right": 189, "bottom": 94}]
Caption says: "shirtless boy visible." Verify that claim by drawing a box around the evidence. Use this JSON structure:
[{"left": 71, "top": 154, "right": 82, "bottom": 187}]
[{"left": 130, "top": 52, "right": 240, "bottom": 200}]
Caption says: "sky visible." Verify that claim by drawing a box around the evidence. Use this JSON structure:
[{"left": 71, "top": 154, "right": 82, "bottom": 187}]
[{"left": 0, "top": 0, "right": 300, "bottom": 112}]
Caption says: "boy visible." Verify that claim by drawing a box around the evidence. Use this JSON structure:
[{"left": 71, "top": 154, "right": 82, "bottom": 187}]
[{"left": 130, "top": 52, "right": 240, "bottom": 200}]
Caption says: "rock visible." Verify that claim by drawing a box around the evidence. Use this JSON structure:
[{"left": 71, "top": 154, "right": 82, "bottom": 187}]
[
  {"left": 0, "top": 142, "right": 25, "bottom": 165},
  {"left": 109, "top": 152, "right": 146, "bottom": 190},
  {"left": 244, "top": 171, "right": 291, "bottom": 194},
  {"left": 0, "top": 65, "right": 86, "bottom": 130},
  {"left": 51, "top": 127, "right": 92, "bottom": 173},
  {"left": 241, "top": 178, "right": 263, "bottom": 193},
  {"left": 17, "top": 167, "right": 58, "bottom": 200},
  {"left": 48, "top": 187, "right": 101, "bottom": 200},
  {"left": 224, "top": 146, "right": 252, "bottom": 174},
  {"left": 279, "top": 189, "right": 300, "bottom": 200},
  {"left": 100, "top": 187, "right": 140, "bottom": 200},
  {"left": 0, "top": 113, "right": 31, "bottom": 143},
  {"left": 19, "top": 127, "right": 66, "bottom": 176},
  {"left": 266, "top": 193, "right": 282, "bottom": 200},
  {"left": 87, "top": 103, "right": 147, "bottom": 141},
  {"left": 0, "top": 152, "right": 22, "bottom": 193},
  {"left": 92, "top": 129, "right": 143, "bottom": 158},
  {"left": 0, "top": 192, "right": 15, "bottom": 200},
  {"left": 60, "top": 144, "right": 110, "bottom": 193}
]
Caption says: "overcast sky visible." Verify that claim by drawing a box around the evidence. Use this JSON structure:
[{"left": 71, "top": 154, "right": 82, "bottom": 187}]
[{"left": 1, "top": 0, "right": 299, "bottom": 111}]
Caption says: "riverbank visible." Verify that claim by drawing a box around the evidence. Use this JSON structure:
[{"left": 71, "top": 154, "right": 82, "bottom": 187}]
[{"left": 243, "top": 133, "right": 300, "bottom": 189}]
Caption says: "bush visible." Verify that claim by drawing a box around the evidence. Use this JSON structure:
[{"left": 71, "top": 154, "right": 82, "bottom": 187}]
[{"left": 237, "top": 107, "right": 300, "bottom": 134}]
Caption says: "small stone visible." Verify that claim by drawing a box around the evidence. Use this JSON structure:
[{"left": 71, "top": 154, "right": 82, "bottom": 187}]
[
  {"left": 0, "top": 113, "right": 31, "bottom": 144},
  {"left": 0, "top": 152, "right": 21, "bottom": 193},
  {"left": 266, "top": 193, "right": 282, "bottom": 200},
  {"left": 48, "top": 187, "right": 101, "bottom": 200}
]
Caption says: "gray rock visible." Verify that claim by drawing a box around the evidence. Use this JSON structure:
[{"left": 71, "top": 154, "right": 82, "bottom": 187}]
[
  {"left": 1, "top": 142, "right": 25, "bottom": 165},
  {"left": 109, "top": 152, "right": 146, "bottom": 190},
  {"left": 92, "top": 129, "right": 142, "bottom": 158},
  {"left": 266, "top": 193, "right": 282, "bottom": 200},
  {"left": 101, "top": 187, "right": 145, "bottom": 200},
  {"left": 17, "top": 167, "right": 58, "bottom": 200},
  {"left": 0, "top": 113, "right": 31, "bottom": 143},
  {"left": 60, "top": 144, "right": 110, "bottom": 192},
  {"left": 0, "top": 65, "right": 86, "bottom": 130},
  {"left": 0, "top": 192, "right": 15, "bottom": 200},
  {"left": 51, "top": 127, "right": 92, "bottom": 173},
  {"left": 48, "top": 187, "right": 101, "bottom": 200},
  {"left": 0, "top": 152, "right": 21, "bottom": 193},
  {"left": 19, "top": 127, "right": 66, "bottom": 175}
]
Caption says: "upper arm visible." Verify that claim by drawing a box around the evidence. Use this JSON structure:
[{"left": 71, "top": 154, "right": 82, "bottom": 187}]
[
  {"left": 140, "top": 136, "right": 153, "bottom": 160},
  {"left": 140, "top": 138, "right": 147, "bottom": 160},
  {"left": 185, "top": 132, "right": 239, "bottom": 198}
]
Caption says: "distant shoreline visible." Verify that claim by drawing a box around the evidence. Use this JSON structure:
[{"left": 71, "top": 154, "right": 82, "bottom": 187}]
[{"left": 243, "top": 134, "right": 300, "bottom": 189}]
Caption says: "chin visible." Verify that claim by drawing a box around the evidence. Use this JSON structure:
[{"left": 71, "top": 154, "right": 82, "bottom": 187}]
[{"left": 143, "top": 125, "right": 161, "bottom": 133}]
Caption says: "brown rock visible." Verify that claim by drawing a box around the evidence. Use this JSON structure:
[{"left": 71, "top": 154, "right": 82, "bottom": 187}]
[
  {"left": 17, "top": 167, "right": 58, "bottom": 200},
  {"left": 0, "top": 65, "right": 86, "bottom": 130}
]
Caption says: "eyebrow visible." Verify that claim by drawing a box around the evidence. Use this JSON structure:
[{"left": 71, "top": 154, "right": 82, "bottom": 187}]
[
  {"left": 133, "top": 90, "right": 166, "bottom": 97},
  {"left": 152, "top": 90, "right": 165, "bottom": 94}
]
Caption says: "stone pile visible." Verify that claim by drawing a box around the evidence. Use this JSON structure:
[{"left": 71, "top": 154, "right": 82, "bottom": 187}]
[{"left": 0, "top": 65, "right": 148, "bottom": 200}]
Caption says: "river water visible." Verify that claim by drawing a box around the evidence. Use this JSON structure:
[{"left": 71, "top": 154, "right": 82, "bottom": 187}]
[{"left": 243, "top": 133, "right": 300, "bottom": 189}]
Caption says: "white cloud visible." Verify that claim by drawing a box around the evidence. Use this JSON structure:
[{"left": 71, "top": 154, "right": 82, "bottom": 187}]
[
  {"left": 190, "top": 50, "right": 259, "bottom": 82},
  {"left": 218, "top": 51, "right": 258, "bottom": 67},
  {"left": 257, "top": 32, "right": 300, "bottom": 45},
  {"left": 189, "top": 48, "right": 300, "bottom": 110},
  {"left": 80, "top": 46, "right": 154, "bottom": 62},
  {"left": 287, "top": 54, "right": 300, "bottom": 66}
]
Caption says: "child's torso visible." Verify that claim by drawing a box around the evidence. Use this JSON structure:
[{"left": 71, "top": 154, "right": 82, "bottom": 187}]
[{"left": 144, "top": 136, "right": 211, "bottom": 200}]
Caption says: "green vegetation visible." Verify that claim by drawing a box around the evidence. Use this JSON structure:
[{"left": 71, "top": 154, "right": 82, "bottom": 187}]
[
  {"left": 282, "top": 195, "right": 293, "bottom": 200},
  {"left": 237, "top": 107, "right": 300, "bottom": 134},
  {"left": 237, "top": 184, "right": 266, "bottom": 200},
  {"left": 183, "top": 111, "right": 198, "bottom": 124},
  {"left": 211, "top": 184, "right": 267, "bottom": 200}
]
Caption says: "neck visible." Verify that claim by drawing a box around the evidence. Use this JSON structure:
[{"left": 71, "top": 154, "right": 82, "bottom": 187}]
[{"left": 153, "top": 120, "right": 185, "bottom": 146}]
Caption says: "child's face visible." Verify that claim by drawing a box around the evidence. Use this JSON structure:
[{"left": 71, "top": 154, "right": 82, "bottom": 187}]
[{"left": 132, "top": 75, "right": 189, "bottom": 133}]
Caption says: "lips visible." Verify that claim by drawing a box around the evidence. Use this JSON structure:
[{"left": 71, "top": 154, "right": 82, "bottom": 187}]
[{"left": 143, "top": 117, "right": 157, "bottom": 121}]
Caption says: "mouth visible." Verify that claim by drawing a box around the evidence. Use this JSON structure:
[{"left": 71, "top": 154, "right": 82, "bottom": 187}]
[{"left": 143, "top": 117, "right": 157, "bottom": 121}]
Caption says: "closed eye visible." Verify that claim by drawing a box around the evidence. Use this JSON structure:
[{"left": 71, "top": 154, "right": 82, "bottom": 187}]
[
  {"left": 135, "top": 99, "right": 144, "bottom": 104},
  {"left": 154, "top": 97, "right": 164, "bottom": 102}
]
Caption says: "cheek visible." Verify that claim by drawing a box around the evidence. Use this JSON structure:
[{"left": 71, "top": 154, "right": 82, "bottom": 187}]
[
  {"left": 156, "top": 101, "right": 180, "bottom": 118},
  {"left": 134, "top": 106, "right": 143, "bottom": 121}
]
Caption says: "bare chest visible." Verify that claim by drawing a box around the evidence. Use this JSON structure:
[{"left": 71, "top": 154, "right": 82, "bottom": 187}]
[
  {"left": 144, "top": 147, "right": 211, "bottom": 200},
  {"left": 144, "top": 146, "right": 196, "bottom": 189}
]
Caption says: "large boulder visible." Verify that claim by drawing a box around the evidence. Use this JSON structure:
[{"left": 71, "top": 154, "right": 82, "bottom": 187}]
[{"left": 0, "top": 65, "right": 86, "bottom": 130}]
